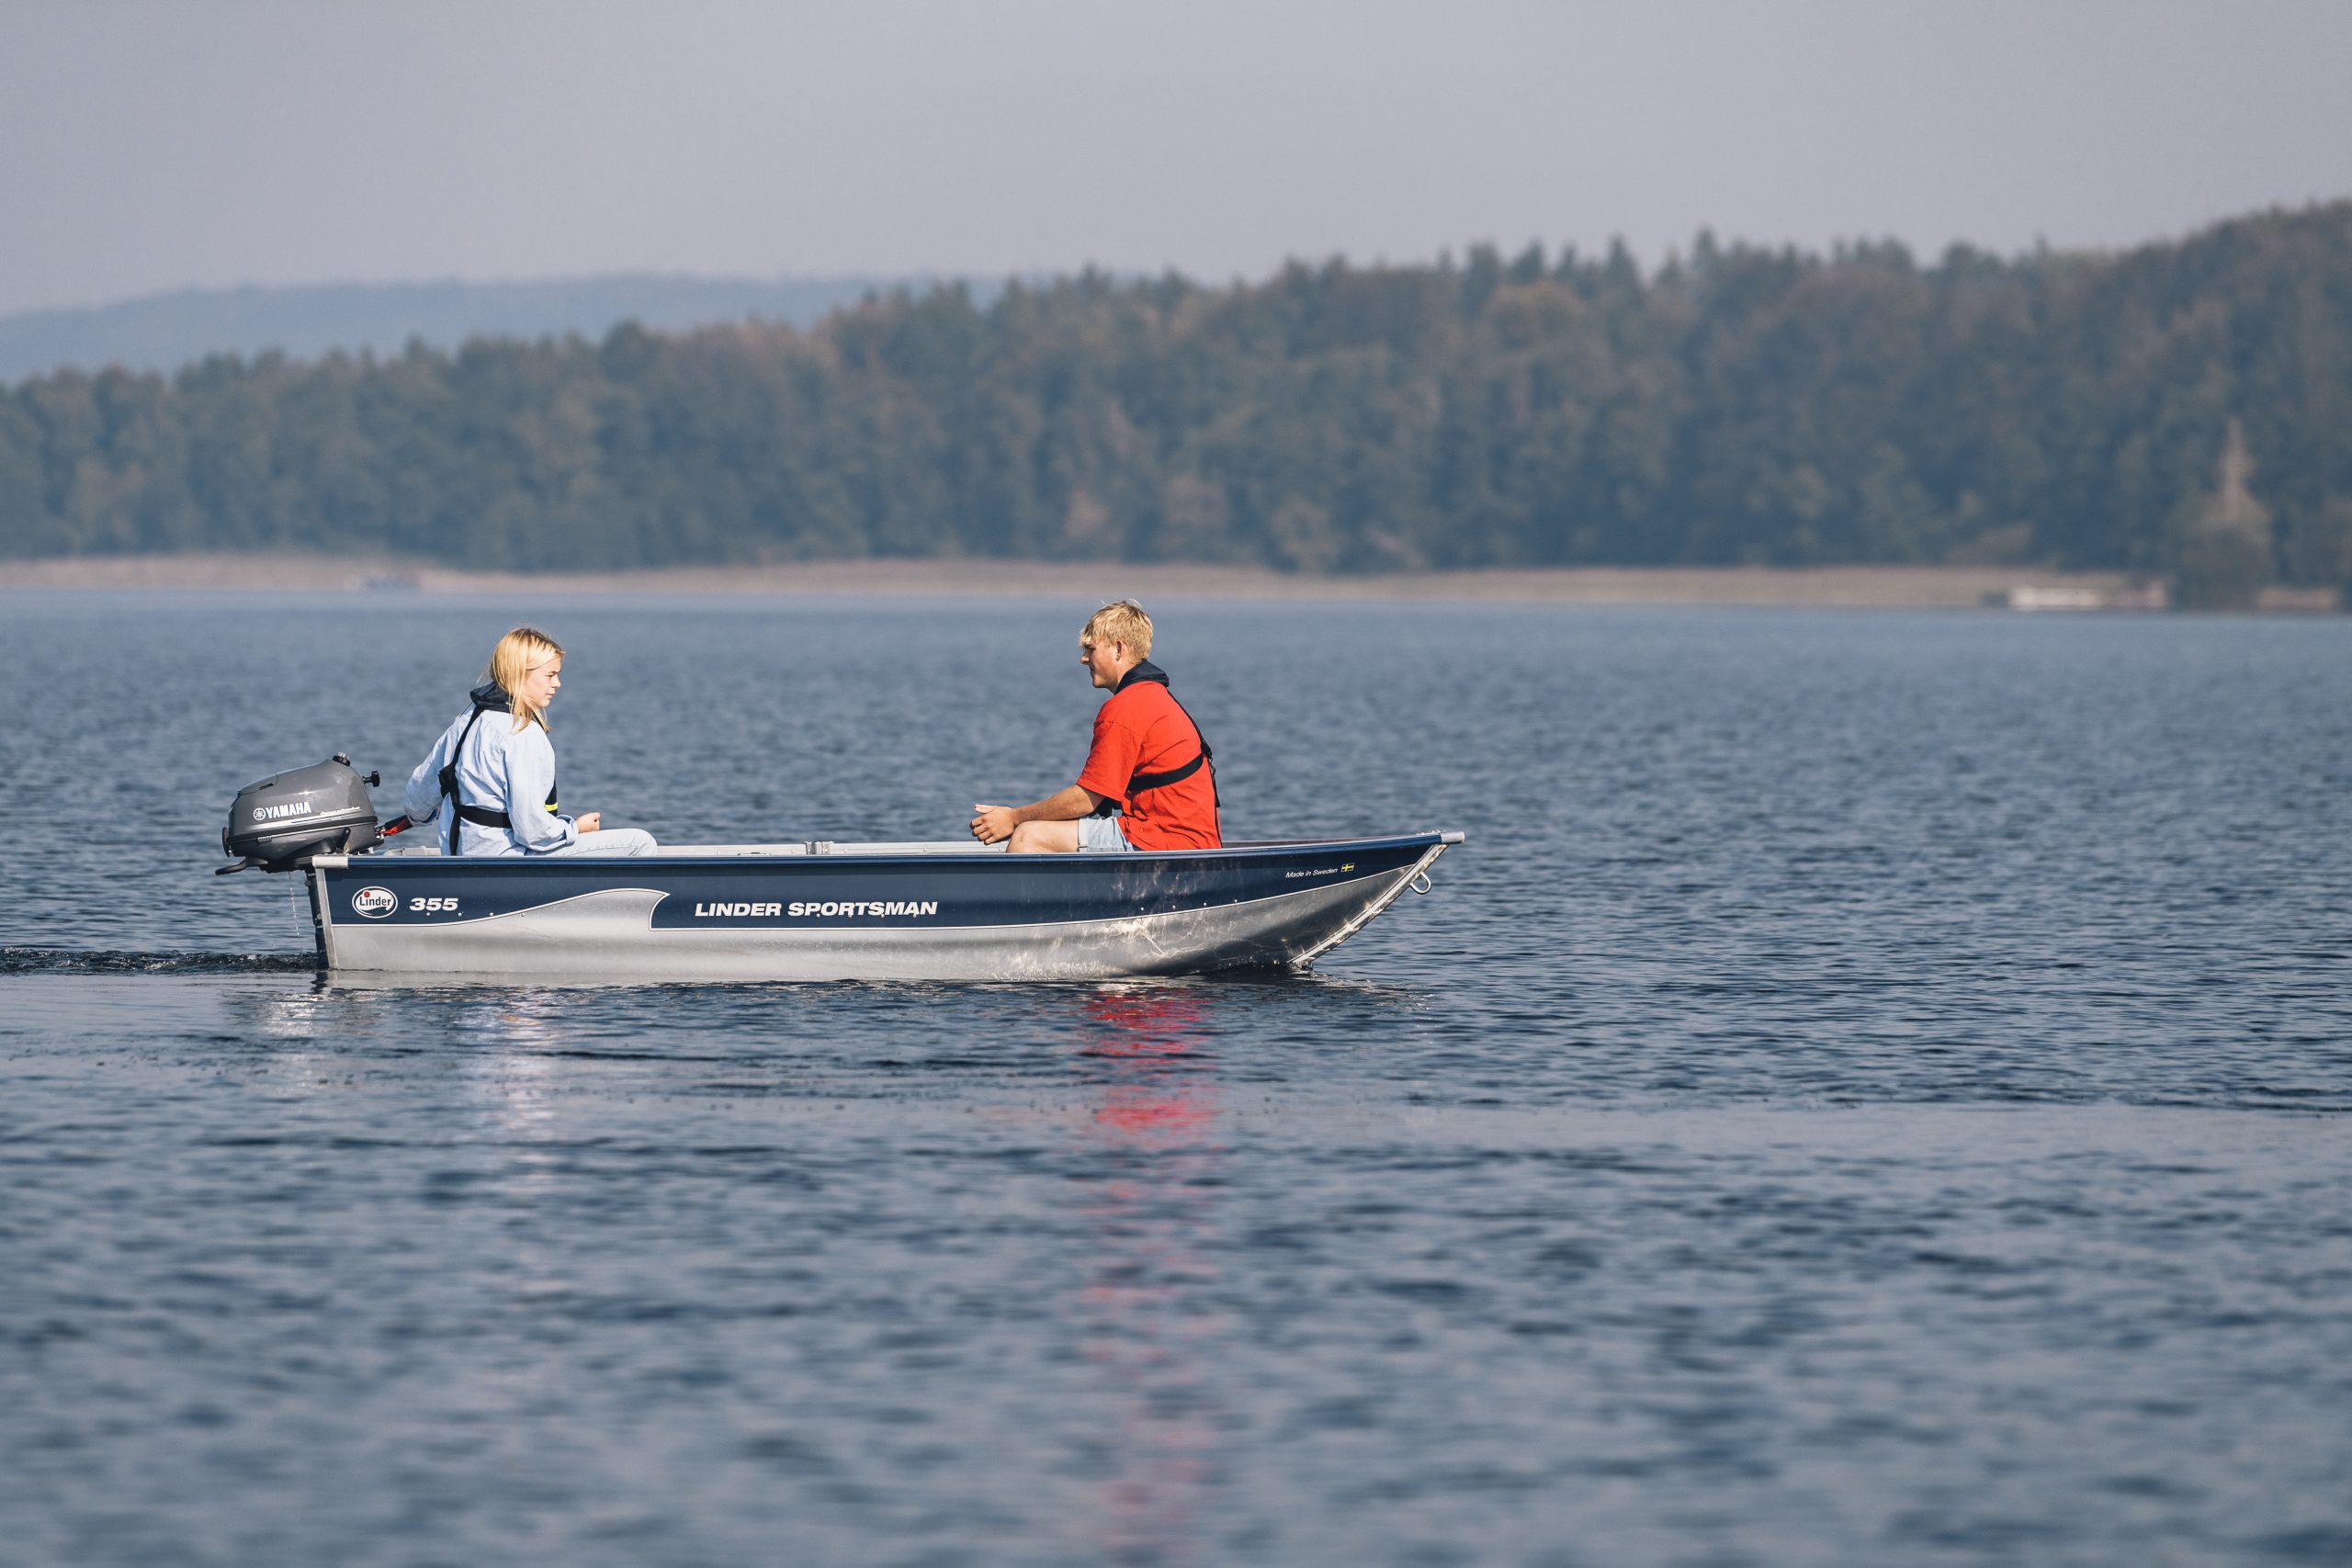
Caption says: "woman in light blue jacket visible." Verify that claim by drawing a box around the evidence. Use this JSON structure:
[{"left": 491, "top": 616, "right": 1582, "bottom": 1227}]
[{"left": 401, "top": 626, "right": 657, "bottom": 857}]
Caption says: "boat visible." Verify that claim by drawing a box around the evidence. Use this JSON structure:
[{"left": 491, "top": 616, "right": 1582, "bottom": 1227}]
[
  {"left": 303, "top": 832, "right": 1461, "bottom": 981},
  {"left": 219, "top": 757, "right": 1463, "bottom": 981}
]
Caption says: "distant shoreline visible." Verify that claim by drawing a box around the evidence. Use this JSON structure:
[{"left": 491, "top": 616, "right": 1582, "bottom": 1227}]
[{"left": 0, "top": 552, "right": 2156, "bottom": 607}]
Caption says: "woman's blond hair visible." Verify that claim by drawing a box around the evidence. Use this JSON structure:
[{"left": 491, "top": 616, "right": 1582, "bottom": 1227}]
[
  {"left": 484, "top": 626, "right": 564, "bottom": 732},
  {"left": 1080, "top": 599, "right": 1153, "bottom": 660}
]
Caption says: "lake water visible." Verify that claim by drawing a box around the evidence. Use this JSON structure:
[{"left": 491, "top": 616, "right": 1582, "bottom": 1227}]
[{"left": 4, "top": 592, "right": 2348, "bottom": 1567}]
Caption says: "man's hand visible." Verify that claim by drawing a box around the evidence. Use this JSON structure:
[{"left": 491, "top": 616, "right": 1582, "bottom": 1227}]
[
  {"left": 575, "top": 811, "right": 603, "bottom": 834},
  {"left": 971, "top": 804, "right": 1018, "bottom": 843}
]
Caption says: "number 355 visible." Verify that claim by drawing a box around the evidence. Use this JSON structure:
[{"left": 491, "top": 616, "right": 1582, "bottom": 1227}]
[{"left": 408, "top": 897, "right": 459, "bottom": 912}]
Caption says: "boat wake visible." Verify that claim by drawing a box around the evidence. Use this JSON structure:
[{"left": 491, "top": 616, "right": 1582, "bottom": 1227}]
[{"left": 1, "top": 947, "right": 316, "bottom": 976}]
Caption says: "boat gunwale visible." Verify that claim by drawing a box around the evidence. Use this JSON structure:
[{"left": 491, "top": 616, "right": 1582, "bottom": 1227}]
[{"left": 311, "top": 829, "right": 1465, "bottom": 871}]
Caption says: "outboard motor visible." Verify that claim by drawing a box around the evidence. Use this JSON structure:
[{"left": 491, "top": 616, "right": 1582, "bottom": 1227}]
[{"left": 218, "top": 754, "right": 383, "bottom": 874}]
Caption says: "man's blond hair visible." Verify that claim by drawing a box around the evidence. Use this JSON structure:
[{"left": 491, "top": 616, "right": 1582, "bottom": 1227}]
[{"left": 1080, "top": 600, "right": 1153, "bottom": 660}]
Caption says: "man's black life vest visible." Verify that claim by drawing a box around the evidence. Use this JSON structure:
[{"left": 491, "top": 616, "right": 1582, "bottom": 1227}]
[
  {"left": 1089, "top": 660, "right": 1219, "bottom": 818},
  {"left": 437, "top": 683, "right": 560, "bottom": 838}
]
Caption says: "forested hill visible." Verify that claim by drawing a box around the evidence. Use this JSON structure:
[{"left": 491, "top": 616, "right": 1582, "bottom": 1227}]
[{"left": 6, "top": 204, "right": 2350, "bottom": 593}]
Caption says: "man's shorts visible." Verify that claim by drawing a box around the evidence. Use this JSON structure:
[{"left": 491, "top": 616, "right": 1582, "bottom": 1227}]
[{"left": 1077, "top": 814, "right": 1135, "bottom": 852}]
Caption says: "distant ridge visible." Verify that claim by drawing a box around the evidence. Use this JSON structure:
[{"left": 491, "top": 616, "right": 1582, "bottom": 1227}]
[
  {"left": 6, "top": 205, "right": 2348, "bottom": 599},
  {"left": 0, "top": 274, "right": 954, "bottom": 380}
]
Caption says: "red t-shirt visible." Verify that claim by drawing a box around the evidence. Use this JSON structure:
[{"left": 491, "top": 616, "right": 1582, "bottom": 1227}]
[{"left": 1076, "top": 681, "right": 1221, "bottom": 850}]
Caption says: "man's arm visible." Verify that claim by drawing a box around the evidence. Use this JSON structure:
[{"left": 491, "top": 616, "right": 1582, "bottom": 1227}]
[{"left": 971, "top": 784, "right": 1111, "bottom": 844}]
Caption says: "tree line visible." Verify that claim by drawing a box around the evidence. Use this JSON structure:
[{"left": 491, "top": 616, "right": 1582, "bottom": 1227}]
[{"left": 5, "top": 204, "right": 2350, "bottom": 600}]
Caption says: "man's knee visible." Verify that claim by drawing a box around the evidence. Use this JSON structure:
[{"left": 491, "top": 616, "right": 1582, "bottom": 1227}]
[{"left": 1007, "top": 819, "right": 1073, "bottom": 853}]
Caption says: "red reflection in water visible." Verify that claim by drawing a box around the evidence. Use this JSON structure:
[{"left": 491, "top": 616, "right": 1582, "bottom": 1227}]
[
  {"left": 1072, "top": 987, "right": 1226, "bottom": 1563},
  {"left": 1086, "top": 988, "right": 1219, "bottom": 1144}
]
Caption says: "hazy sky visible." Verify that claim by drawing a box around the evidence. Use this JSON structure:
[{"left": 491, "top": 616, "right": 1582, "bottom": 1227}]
[{"left": 3, "top": 0, "right": 2347, "bottom": 315}]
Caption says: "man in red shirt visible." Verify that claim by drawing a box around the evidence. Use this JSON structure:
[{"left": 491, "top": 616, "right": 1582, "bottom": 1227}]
[{"left": 970, "top": 600, "right": 1222, "bottom": 853}]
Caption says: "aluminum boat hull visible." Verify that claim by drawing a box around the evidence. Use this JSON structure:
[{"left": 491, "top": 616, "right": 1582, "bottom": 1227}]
[{"left": 301, "top": 832, "right": 1462, "bottom": 981}]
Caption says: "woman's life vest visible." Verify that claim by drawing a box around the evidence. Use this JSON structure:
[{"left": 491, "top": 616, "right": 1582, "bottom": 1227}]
[
  {"left": 437, "top": 683, "right": 560, "bottom": 830},
  {"left": 397, "top": 682, "right": 575, "bottom": 855}
]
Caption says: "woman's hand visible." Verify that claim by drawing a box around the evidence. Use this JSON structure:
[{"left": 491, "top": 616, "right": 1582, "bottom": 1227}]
[{"left": 575, "top": 811, "right": 603, "bottom": 835}]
